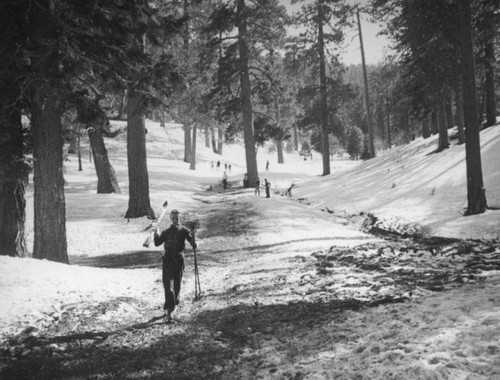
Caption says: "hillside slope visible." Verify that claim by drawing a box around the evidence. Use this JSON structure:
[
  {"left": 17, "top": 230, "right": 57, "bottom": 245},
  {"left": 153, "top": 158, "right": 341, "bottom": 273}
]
[{"left": 295, "top": 125, "right": 500, "bottom": 240}]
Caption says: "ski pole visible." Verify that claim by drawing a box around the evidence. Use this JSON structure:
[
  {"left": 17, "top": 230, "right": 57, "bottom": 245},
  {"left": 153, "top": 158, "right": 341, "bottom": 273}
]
[{"left": 187, "top": 219, "right": 201, "bottom": 301}]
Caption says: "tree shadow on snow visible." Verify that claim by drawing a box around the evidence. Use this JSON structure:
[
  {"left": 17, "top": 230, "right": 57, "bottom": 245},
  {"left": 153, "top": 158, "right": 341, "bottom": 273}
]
[
  {"left": 1, "top": 296, "right": 413, "bottom": 380},
  {"left": 70, "top": 250, "right": 162, "bottom": 268}
]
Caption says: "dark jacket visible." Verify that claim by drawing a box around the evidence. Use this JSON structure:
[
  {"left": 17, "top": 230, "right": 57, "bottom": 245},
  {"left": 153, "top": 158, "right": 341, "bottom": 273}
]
[{"left": 154, "top": 225, "right": 194, "bottom": 255}]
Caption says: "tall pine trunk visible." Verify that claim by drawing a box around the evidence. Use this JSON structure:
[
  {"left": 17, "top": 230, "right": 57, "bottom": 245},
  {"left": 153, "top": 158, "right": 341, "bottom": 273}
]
[
  {"left": 31, "top": 86, "right": 68, "bottom": 263},
  {"left": 276, "top": 139, "right": 284, "bottom": 164},
  {"left": 30, "top": 0, "right": 68, "bottom": 263},
  {"left": 0, "top": 81, "right": 29, "bottom": 257},
  {"left": 437, "top": 96, "right": 449, "bottom": 151},
  {"left": 484, "top": 37, "right": 496, "bottom": 127},
  {"left": 183, "top": 124, "right": 191, "bottom": 163},
  {"left": 204, "top": 124, "right": 210, "bottom": 148},
  {"left": 293, "top": 124, "right": 299, "bottom": 151},
  {"left": 386, "top": 98, "right": 392, "bottom": 145},
  {"left": 422, "top": 113, "right": 431, "bottom": 139},
  {"left": 459, "top": 0, "right": 487, "bottom": 215},
  {"left": 454, "top": 75, "right": 466, "bottom": 144},
  {"left": 317, "top": 0, "right": 330, "bottom": 175},
  {"left": 217, "top": 125, "right": 224, "bottom": 154},
  {"left": 190, "top": 123, "right": 197, "bottom": 170},
  {"left": 237, "top": 0, "right": 258, "bottom": 184},
  {"left": 357, "top": 9, "right": 375, "bottom": 159},
  {"left": 88, "top": 125, "right": 121, "bottom": 194},
  {"left": 124, "top": 90, "right": 154, "bottom": 219}
]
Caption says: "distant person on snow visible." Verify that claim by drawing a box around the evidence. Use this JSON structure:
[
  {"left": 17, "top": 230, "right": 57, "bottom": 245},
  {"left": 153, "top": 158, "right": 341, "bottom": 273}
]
[
  {"left": 255, "top": 177, "right": 261, "bottom": 196},
  {"left": 265, "top": 160, "right": 269, "bottom": 172},
  {"left": 222, "top": 171, "right": 228, "bottom": 189},
  {"left": 216, "top": 160, "right": 220, "bottom": 170},
  {"left": 154, "top": 209, "right": 196, "bottom": 322},
  {"left": 243, "top": 173, "right": 248, "bottom": 188},
  {"left": 264, "top": 178, "right": 271, "bottom": 198}
]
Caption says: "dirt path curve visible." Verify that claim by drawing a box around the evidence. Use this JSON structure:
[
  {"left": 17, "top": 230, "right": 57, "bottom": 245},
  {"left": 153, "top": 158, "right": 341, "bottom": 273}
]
[
  {"left": 4, "top": 188, "right": 500, "bottom": 379},
  {"left": 1, "top": 187, "right": 379, "bottom": 379}
]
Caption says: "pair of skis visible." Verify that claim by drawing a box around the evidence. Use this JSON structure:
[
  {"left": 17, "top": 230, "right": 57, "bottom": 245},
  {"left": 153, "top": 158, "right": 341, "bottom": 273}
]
[{"left": 143, "top": 200, "right": 169, "bottom": 248}]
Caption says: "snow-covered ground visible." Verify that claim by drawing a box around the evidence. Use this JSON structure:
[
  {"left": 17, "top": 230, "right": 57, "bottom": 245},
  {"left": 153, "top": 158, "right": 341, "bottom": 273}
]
[{"left": 1, "top": 121, "right": 499, "bottom": 379}]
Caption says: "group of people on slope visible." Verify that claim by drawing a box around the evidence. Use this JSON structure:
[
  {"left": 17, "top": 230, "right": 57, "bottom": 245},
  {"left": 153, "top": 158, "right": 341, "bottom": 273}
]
[
  {"left": 222, "top": 160, "right": 271, "bottom": 196},
  {"left": 254, "top": 177, "right": 271, "bottom": 198},
  {"left": 211, "top": 160, "right": 231, "bottom": 172}
]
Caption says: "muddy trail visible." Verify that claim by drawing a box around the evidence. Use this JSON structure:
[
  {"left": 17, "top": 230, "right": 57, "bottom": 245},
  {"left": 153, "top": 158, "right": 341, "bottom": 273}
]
[{"left": 2, "top": 188, "right": 500, "bottom": 380}]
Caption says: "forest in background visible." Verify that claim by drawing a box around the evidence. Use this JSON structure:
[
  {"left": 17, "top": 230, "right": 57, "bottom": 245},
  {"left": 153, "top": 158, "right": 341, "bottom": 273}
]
[{"left": 0, "top": 0, "right": 498, "bottom": 263}]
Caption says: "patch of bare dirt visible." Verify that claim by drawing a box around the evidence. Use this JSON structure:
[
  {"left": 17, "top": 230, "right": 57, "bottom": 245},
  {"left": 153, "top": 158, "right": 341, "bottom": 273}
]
[{"left": 2, "top": 189, "right": 500, "bottom": 379}]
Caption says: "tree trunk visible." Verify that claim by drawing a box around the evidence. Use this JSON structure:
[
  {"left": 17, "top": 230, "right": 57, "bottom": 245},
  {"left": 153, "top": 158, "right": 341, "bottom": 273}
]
[
  {"left": 29, "top": 0, "right": 68, "bottom": 263},
  {"left": 237, "top": 0, "right": 258, "bottom": 184},
  {"left": 422, "top": 113, "right": 431, "bottom": 139},
  {"left": 454, "top": 75, "right": 466, "bottom": 144},
  {"left": 67, "top": 124, "right": 77, "bottom": 154},
  {"left": 190, "top": 123, "right": 197, "bottom": 170},
  {"left": 386, "top": 98, "right": 392, "bottom": 145},
  {"left": 118, "top": 89, "right": 128, "bottom": 120},
  {"left": 293, "top": 124, "right": 299, "bottom": 151},
  {"left": 77, "top": 128, "right": 83, "bottom": 171},
  {"left": 183, "top": 123, "right": 191, "bottom": 163},
  {"left": 317, "top": 0, "right": 331, "bottom": 175},
  {"left": 459, "top": 0, "right": 487, "bottom": 215},
  {"left": 211, "top": 127, "right": 218, "bottom": 153},
  {"left": 88, "top": 125, "right": 121, "bottom": 193},
  {"left": 484, "top": 37, "right": 496, "bottom": 127},
  {"left": 204, "top": 124, "right": 210, "bottom": 148},
  {"left": 276, "top": 139, "right": 284, "bottom": 164},
  {"left": 124, "top": 90, "right": 155, "bottom": 219},
  {"left": 445, "top": 92, "right": 454, "bottom": 129},
  {"left": 217, "top": 125, "right": 223, "bottom": 155},
  {"left": 357, "top": 9, "right": 375, "bottom": 159},
  {"left": 31, "top": 86, "right": 68, "bottom": 263},
  {"left": 431, "top": 108, "right": 438, "bottom": 135},
  {"left": 437, "top": 97, "right": 450, "bottom": 151},
  {"left": 0, "top": 80, "right": 29, "bottom": 257}
]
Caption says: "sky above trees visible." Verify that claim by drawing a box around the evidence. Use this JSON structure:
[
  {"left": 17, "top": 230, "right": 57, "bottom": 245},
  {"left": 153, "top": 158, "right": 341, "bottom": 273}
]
[{"left": 279, "top": 0, "right": 391, "bottom": 65}]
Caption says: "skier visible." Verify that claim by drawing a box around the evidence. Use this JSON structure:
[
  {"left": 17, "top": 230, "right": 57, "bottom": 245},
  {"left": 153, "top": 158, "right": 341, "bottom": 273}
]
[
  {"left": 154, "top": 209, "right": 197, "bottom": 322},
  {"left": 264, "top": 178, "right": 271, "bottom": 198},
  {"left": 255, "top": 177, "right": 261, "bottom": 196},
  {"left": 222, "top": 171, "right": 228, "bottom": 189},
  {"left": 265, "top": 160, "right": 269, "bottom": 172}
]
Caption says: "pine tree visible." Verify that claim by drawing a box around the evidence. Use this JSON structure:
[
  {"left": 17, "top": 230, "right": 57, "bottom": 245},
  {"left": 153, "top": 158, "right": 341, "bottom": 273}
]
[
  {"left": 292, "top": 0, "right": 351, "bottom": 175},
  {"left": 206, "top": 0, "right": 288, "bottom": 184}
]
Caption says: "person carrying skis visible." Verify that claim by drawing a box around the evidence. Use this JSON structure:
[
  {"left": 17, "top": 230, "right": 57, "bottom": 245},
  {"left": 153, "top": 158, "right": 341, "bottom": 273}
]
[
  {"left": 154, "top": 209, "right": 197, "bottom": 322},
  {"left": 255, "top": 177, "right": 261, "bottom": 196},
  {"left": 264, "top": 178, "right": 271, "bottom": 198}
]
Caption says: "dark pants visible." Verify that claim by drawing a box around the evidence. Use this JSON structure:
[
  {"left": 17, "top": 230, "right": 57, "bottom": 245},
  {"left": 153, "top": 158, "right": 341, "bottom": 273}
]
[
  {"left": 162, "top": 253, "right": 184, "bottom": 312},
  {"left": 223, "top": 179, "right": 227, "bottom": 189}
]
